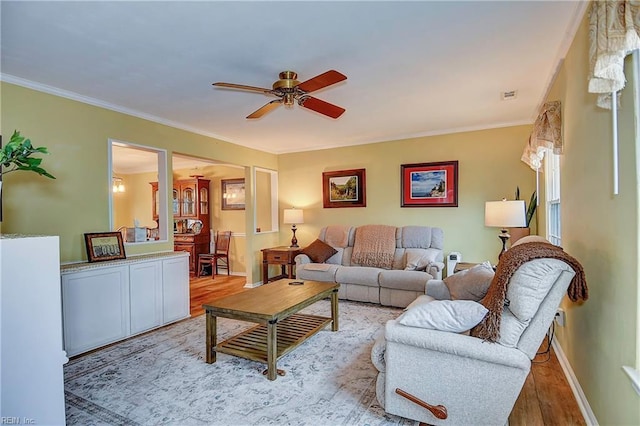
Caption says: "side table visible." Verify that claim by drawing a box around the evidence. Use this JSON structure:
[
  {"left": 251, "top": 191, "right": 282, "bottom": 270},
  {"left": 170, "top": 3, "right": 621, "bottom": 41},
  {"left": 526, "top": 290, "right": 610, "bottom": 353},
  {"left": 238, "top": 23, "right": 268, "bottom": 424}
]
[
  {"left": 453, "top": 262, "right": 480, "bottom": 273},
  {"left": 261, "top": 246, "right": 302, "bottom": 283}
]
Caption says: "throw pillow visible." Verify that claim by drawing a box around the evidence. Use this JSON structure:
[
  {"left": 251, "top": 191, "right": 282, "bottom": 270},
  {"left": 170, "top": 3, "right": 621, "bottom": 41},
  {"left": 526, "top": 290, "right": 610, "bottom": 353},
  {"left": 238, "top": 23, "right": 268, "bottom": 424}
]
[
  {"left": 302, "top": 239, "right": 338, "bottom": 263},
  {"left": 404, "top": 248, "right": 439, "bottom": 271},
  {"left": 404, "top": 294, "right": 435, "bottom": 311},
  {"left": 443, "top": 262, "right": 495, "bottom": 301},
  {"left": 398, "top": 300, "right": 488, "bottom": 333}
]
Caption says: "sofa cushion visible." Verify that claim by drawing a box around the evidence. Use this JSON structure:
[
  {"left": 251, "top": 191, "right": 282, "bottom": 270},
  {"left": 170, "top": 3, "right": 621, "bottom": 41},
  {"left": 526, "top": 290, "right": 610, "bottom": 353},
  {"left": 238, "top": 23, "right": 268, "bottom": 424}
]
[
  {"left": 506, "top": 259, "right": 566, "bottom": 322},
  {"left": 398, "top": 300, "right": 488, "bottom": 333},
  {"left": 302, "top": 239, "right": 338, "bottom": 263},
  {"left": 335, "top": 266, "right": 381, "bottom": 287},
  {"left": 497, "top": 259, "right": 568, "bottom": 347},
  {"left": 320, "top": 225, "right": 352, "bottom": 248},
  {"left": 379, "top": 270, "right": 432, "bottom": 292},
  {"left": 401, "top": 226, "right": 433, "bottom": 249},
  {"left": 443, "top": 262, "right": 495, "bottom": 301},
  {"left": 404, "top": 248, "right": 440, "bottom": 271}
]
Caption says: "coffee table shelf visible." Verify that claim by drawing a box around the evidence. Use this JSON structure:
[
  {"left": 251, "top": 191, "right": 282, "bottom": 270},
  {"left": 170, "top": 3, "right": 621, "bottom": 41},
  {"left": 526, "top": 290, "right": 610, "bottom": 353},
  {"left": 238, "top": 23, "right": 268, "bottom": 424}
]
[{"left": 215, "top": 313, "right": 331, "bottom": 363}]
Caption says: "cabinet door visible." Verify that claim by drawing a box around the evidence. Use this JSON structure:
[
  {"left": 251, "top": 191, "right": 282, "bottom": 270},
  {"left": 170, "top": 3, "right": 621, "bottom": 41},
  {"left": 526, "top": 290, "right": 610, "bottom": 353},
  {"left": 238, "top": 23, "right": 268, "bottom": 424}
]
[
  {"left": 129, "top": 261, "right": 163, "bottom": 335},
  {"left": 162, "top": 256, "right": 190, "bottom": 324},
  {"left": 199, "top": 186, "right": 209, "bottom": 215},
  {"left": 181, "top": 184, "right": 196, "bottom": 217},
  {"left": 62, "top": 266, "right": 129, "bottom": 356}
]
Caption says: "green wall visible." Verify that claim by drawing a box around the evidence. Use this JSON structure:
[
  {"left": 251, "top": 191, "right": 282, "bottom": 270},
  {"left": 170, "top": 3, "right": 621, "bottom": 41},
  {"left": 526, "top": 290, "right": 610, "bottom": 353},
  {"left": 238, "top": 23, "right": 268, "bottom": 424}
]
[
  {"left": 0, "top": 82, "right": 278, "bottom": 284},
  {"left": 544, "top": 12, "right": 640, "bottom": 425},
  {"left": 278, "top": 125, "right": 537, "bottom": 267}
]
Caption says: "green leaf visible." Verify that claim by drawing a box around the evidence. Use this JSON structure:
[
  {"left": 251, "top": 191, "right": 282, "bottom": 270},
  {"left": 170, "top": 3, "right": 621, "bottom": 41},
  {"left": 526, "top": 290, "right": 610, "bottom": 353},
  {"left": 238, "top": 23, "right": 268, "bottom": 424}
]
[{"left": 0, "top": 130, "right": 55, "bottom": 179}]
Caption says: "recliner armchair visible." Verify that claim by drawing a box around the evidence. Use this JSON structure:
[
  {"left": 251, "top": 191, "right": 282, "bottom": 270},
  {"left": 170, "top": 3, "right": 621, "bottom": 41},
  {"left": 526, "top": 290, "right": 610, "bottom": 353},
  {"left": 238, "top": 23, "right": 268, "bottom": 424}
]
[{"left": 373, "top": 244, "right": 583, "bottom": 425}]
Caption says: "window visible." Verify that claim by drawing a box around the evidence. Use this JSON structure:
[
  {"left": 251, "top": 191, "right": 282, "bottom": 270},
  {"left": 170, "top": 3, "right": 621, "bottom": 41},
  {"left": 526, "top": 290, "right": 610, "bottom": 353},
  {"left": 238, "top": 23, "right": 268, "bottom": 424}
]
[
  {"left": 545, "top": 148, "right": 561, "bottom": 246},
  {"left": 109, "top": 140, "right": 168, "bottom": 244}
]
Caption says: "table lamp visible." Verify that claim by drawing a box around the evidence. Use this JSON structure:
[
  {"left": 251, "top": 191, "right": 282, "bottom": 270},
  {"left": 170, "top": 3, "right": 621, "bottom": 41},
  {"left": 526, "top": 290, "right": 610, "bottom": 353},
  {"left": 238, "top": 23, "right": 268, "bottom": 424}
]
[
  {"left": 485, "top": 200, "right": 526, "bottom": 259},
  {"left": 283, "top": 208, "right": 304, "bottom": 248}
]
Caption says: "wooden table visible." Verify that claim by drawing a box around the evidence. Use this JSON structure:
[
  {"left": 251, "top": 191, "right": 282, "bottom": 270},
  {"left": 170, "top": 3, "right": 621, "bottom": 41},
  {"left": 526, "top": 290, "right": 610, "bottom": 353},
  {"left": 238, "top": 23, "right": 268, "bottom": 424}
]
[
  {"left": 203, "top": 279, "right": 339, "bottom": 380},
  {"left": 261, "top": 246, "right": 302, "bottom": 283}
]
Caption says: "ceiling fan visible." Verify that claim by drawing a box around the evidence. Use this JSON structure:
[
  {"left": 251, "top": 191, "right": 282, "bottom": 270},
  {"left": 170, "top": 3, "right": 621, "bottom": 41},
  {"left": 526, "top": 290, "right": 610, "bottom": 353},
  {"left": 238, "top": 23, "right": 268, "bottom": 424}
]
[{"left": 212, "top": 70, "right": 347, "bottom": 119}]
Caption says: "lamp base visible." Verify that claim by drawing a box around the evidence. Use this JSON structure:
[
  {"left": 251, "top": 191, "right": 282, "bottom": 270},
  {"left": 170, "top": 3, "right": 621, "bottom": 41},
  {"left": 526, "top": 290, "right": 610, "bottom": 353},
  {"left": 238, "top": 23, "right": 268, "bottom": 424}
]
[
  {"left": 289, "top": 225, "right": 299, "bottom": 248},
  {"left": 498, "top": 229, "right": 510, "bottom": 260}
]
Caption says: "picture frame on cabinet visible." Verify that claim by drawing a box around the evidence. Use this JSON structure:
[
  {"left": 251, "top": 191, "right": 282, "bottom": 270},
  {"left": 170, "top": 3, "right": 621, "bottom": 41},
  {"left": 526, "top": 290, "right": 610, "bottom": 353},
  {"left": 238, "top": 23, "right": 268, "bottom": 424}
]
[
  {"left": 401, "top": 161, "right": 458, "bottom": 207},
  {"left": 221, "top": 178, "right": 245, "bottom": 210},
  {"left": 84, "top": 232, "right": 126, "bottom": 262}
]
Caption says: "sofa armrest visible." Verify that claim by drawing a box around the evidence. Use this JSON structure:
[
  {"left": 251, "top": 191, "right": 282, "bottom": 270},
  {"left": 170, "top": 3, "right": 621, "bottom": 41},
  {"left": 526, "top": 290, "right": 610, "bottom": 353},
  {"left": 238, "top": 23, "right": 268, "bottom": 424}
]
[
  {"left": 426, "top": 261, "right": 444, "bottom": 280},
  {"left": 425, "top": 279, "right": 451, "bottom": 300},
  {"left": 384, "top": 319, "right": 530, "bottom": 370},
  {"left": 295, "top": 253, "right": 311, "bottom": 265}
]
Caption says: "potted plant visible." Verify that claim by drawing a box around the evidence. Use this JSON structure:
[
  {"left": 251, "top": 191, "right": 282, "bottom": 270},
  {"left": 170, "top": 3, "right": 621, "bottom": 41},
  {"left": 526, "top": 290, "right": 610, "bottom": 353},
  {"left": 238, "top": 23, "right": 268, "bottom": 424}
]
[
  {"left": 509, "top": 186, "right": 537, "bottom": 244},
  {"left": 0, "top": 130, "right": 56, "bottom": 190}
]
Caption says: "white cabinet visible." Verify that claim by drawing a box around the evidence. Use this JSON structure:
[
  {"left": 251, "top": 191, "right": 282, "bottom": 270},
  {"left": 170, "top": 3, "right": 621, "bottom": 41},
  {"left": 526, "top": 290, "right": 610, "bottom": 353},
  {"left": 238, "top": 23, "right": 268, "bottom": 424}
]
[
  {"left": 162, "top": 255, "right": 190, "bottom": 323},
  {"left": 62, "top": 265, "right": 129, "bottom": 356},
  {"left": 61, "top": 252, "right": 189, "bottom": 356},
  {"left": 1, "top": 235, "right": 67, "bottom": 425},
  {"left": 130, "top": 261, "right": 162, "bottom": 334}
]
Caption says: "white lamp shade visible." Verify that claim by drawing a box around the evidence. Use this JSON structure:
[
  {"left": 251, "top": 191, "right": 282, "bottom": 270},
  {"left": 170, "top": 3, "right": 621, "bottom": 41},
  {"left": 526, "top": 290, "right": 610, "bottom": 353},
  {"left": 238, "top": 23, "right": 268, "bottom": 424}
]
[
  {"left": 283, "top": 208, "right": 304, "bottom": 224},
  {"left": 485, "top": 200, "right": 526, "bottom": 228}
]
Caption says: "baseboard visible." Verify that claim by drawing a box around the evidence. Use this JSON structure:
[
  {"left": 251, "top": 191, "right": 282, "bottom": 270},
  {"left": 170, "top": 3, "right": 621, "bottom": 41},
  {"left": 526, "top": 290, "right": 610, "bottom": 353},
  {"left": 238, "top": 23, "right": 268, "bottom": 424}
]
[
  {"left": 551, "top": 338, "right": 598, "bottom": 425},
  {"left": 244, "top": 281, "right": 262, "bottom": 288}
]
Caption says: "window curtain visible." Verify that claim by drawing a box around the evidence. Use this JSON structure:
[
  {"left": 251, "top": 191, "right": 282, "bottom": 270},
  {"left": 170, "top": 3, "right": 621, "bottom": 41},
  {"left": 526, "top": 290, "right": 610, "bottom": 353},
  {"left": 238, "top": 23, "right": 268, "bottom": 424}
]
[
  {"left": 521, "top": 101, "right": 562, "bottom": 170},
  {"left": 588, "top": 0, "right": 640, "bottom": 108}
]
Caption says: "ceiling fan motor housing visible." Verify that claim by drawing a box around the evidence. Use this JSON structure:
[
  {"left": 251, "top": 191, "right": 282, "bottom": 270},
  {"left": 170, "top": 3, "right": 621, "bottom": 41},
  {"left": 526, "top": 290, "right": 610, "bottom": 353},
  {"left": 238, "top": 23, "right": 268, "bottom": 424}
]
[{"left": 273, "top": 71, "right": 301, "bottom": 106}]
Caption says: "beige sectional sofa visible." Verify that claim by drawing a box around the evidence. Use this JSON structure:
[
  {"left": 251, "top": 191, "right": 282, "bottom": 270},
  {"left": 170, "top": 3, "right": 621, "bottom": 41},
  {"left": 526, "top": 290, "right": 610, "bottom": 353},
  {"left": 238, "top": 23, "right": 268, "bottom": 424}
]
[{"left": 295, "top": 225, "right": 444, "bottom": 308}]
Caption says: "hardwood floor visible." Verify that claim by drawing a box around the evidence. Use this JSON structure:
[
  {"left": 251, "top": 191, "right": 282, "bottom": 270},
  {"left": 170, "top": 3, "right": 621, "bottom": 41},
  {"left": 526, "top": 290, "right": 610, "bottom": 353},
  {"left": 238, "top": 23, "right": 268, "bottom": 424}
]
[
  {"left": 189, "top": 273, "right": 248, "bottom": 317},
  {"left": 189, "top": 276, "right": 585, "bottom": 424}
]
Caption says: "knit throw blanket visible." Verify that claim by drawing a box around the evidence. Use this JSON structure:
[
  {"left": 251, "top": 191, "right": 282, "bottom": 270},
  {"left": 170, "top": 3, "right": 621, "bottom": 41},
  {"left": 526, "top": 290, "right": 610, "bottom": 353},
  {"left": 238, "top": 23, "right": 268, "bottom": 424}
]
[
  {"left": 351, "top": 225, "right": 396, "bottom": 269},
  {"left": 471, "top": 241, "right": 588, "bottom": 342}
]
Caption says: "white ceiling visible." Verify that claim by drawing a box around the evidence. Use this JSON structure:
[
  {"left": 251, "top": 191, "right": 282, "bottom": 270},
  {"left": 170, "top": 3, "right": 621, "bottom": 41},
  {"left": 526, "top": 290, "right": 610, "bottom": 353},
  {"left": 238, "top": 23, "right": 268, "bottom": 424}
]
[{"left": 1, "top": 1, "right": 586, "bottom": 155}]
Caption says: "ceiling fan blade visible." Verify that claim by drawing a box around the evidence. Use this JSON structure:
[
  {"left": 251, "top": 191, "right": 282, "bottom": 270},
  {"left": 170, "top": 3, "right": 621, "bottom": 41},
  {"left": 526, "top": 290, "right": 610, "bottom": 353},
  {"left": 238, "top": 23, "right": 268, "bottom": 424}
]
[
  {"left": 297, "top": 70, "right": 347, "bottom": 93},
  {"left": 247, "top": 99, "right": 282, "bottom": 119},
  {"left": 213, "top": 82, "right": 273, "bottom": 94},
  {"left": 298, "top": 96, "right": 345, "bottom": 119}
]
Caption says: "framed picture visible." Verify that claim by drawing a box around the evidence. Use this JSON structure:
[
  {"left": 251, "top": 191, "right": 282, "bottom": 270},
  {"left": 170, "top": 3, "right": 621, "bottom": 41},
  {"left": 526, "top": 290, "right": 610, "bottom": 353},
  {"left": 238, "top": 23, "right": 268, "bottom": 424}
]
[
  {"left": 322, "top": 168, "right": 366, "bottom": 208},
  {"left": 222, "top": 178, "right": 245, "bottom": 210},
  {"left": 84, "top": 232, "right": 126, "bottom": 262},
  {"left": 401, "top": 161, "right": 458, "bottom": 207}
]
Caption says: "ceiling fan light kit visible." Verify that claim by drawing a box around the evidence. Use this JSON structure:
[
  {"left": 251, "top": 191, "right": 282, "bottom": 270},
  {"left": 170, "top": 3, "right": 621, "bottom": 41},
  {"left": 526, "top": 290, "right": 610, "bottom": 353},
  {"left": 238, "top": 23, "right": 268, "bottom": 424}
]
[{"left": 213, "top": 69, "right": 347, "bottom": 119}]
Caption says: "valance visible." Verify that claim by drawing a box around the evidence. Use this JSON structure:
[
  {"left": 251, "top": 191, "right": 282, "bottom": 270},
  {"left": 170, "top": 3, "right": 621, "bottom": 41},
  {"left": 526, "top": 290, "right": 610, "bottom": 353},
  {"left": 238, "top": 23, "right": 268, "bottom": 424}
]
[
  {"left": 521, "top": 101, "right": 562, "bottom": 170},
  {"left": 588, "top": 0, "right": 640, "bottom": 108}
]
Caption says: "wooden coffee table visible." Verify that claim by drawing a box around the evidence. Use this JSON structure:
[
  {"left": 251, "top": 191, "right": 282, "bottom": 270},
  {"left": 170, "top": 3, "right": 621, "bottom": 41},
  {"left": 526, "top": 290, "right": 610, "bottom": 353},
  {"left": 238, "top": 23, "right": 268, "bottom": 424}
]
[{"left": 203, "top": 279, "right": 339, "bottom": 380}]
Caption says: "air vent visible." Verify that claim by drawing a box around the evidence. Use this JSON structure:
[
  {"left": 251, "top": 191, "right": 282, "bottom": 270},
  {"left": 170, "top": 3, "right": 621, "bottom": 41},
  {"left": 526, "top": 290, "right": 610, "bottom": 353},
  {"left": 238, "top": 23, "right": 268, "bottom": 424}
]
[{"left": 502, "top": 90, "right": 518, "bottom": 101}]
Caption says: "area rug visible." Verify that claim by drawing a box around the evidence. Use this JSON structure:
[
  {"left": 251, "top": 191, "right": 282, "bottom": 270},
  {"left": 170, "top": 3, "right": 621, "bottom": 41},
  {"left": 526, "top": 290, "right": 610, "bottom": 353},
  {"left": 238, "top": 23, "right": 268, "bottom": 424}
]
[{"left": 64, "top": 300, "right": 418, "bottom": 426}]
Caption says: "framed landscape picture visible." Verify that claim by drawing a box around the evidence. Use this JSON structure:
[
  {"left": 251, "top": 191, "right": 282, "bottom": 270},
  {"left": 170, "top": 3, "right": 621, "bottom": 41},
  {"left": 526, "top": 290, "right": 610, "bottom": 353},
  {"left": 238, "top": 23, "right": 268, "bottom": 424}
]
[
  {"left": 322, "top": 168, "right": 366, "bottom": 208},
  {"left": 401, "top": 161, "right": 458, "bottom": 207},
  {"left": 84, "top": 232, "right": 126, "bottom": 262}
]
